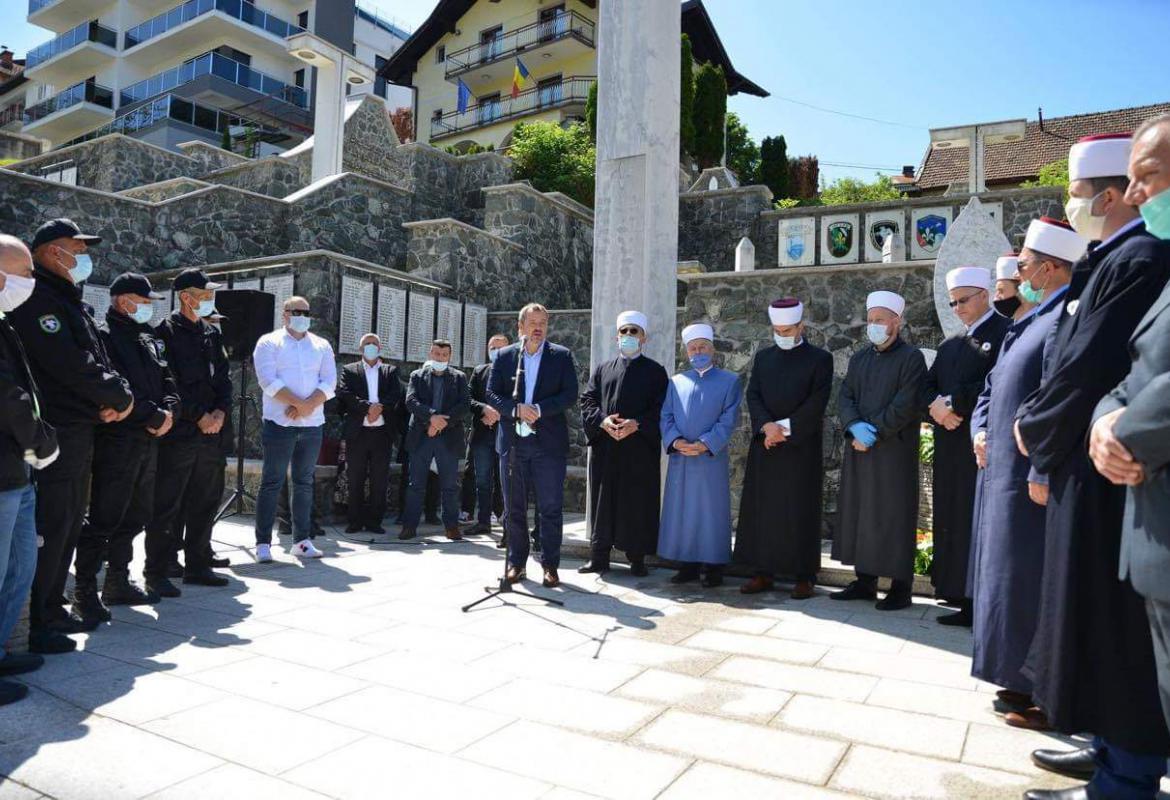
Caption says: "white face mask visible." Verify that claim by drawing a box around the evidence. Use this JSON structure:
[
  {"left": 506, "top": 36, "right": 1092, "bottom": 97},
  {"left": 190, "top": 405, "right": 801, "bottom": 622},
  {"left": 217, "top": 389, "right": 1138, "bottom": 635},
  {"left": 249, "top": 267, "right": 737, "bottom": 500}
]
[
  {"left": 773, "top": 333, "right": 798, "bottom": 350},
  {"left": 288, "top": 314, "right": 311, "bottom": 334},
  {"left": 1065, "top": 191, "right": 1108, "bottom": 241},
  {"left": 0, "top": 273, "right": 35, "bottom": 313},
  {"left": 430, "top": 359, "right": 449, "bottom": 372},
  {"left": 867, "top": 322, "right": 891, "bottom": 346}
]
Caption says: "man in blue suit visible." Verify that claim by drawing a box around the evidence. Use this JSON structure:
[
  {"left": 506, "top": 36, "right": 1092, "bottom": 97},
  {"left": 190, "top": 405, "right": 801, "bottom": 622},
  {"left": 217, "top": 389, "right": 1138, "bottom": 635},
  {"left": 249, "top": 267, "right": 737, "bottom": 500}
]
[{"left": 487, "top": 303, "right": 578, "bottom": 588}]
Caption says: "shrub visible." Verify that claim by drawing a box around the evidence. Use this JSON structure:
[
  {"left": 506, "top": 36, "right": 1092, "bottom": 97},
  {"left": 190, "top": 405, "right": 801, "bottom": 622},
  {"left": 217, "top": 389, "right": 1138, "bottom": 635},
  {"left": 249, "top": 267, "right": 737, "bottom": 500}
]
[
  {"left": 820, "top": 173, "right": 901, "bottom": 206},
  {"left": 691, "top": 62, "right": 727, "bottom": 168},
  {"left": 508, "top": 120, "right": 596, "bottom": 207},
  {"left": 725, "top": 112, "right": 758, "bottom": 185},
  {"left": 759, "top": 135, "right": 790, "bottom": 199},
  {"left": 1020, "top": 158, "right": 1068, "bottom": 188}
]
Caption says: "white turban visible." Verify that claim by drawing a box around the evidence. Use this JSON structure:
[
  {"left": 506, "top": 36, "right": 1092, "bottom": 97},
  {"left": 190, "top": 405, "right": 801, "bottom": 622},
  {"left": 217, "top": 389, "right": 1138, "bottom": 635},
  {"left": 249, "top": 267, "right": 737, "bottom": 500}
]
[
  {"left": 616, "top": 310, "right": 648, "bottom": 332},
  {"left": 1068, "top": 134, "right": 1131, "bottom": 181},
  {"left": 866, "top": 290, "right": 905, "bottom": 317},
  {"left": 946, "top": 266, "right": 991, "bottom": 292},
  {"left": 1023, "top": 218, "right": 1088, "bottom": 263},
  {"left": 768, "top": 299, "right": 803, "bottom": 326},
  {"left": 995, "top": 255, "right": 1020, "bottom": 281},
  {"left": 681, "top": 323, "right": 714, "bottom": 345}
]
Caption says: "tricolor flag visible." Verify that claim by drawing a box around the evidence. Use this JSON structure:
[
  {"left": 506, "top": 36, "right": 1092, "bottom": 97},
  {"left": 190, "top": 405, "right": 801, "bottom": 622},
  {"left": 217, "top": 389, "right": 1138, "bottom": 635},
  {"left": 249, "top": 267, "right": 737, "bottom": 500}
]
[
  {"left": 510, "top": 57, "right": 531, "bottom": 99},
  {"left": 456, "top": 78, "right": 472, "bottom": 114}
]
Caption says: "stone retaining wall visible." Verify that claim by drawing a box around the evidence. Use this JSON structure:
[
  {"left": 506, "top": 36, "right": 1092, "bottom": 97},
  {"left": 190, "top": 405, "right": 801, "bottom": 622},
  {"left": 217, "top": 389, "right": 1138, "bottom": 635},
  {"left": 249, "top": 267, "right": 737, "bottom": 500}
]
[
  {"left": 288, "top": 173, "right": 413, "bottom": 268},
  {"left": 678, "top": 185, "right": 774, "bottom": 273},
  {"left": 405, "top": 219, "right": 526, "bottom": 309},
  {"left": 5, "top": 134, "right": 198, "bottom": 192}
]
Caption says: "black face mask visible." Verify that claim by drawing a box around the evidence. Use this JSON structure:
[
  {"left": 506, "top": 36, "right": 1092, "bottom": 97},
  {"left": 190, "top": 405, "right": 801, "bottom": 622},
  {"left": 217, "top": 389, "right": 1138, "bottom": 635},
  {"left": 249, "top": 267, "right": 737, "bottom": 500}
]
[{"left": 994, "top": 296, "right": 1021, "bottom": 318}]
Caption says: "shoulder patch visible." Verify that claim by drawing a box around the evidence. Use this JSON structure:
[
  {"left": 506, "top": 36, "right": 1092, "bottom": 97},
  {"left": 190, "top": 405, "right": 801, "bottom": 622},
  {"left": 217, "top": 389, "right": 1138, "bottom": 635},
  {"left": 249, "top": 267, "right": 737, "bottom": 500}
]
[
  {"left": 1067, "top": 300, "right": 1080, "bottom": 316},
  {"left": 38, "top": 314, "right": 61, "bottom": 334}
]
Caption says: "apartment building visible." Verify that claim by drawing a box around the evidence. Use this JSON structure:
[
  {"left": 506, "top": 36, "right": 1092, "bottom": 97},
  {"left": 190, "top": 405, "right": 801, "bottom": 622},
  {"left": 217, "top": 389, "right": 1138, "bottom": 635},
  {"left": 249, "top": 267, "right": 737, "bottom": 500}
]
[{"left": 0, "top": 50, "right": 31, "bottom": 134}]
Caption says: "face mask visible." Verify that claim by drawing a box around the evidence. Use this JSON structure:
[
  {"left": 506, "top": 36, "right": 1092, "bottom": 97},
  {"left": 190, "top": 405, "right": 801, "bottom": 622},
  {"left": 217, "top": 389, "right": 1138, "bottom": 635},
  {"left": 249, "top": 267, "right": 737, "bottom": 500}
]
[
  {"left": 0, "top": 273, "right": 35, "bottom": 312},
  {"left": 1018, "top": 268, "right": 1050, "bottom": 305},
  {"left": 488, "top": 347, "right": 501, "bottom": 362},
  {"left": 362, "top": 343, "right": 379, "bottom": 360},
  {"left": 994, "top": 296, "right": 1022, "bottom": 318},
  {"left": 195, "top": 298, "right": 215, "bottom": 318},
  {"left": 689, "top": 352, "right": 712, "bottom": 370},
  {"left": 618, "top": 334, "right": 641, "bottom": 357},
  {"left": 773, "top": 333, "right": 798, "bottom": 350},
  {"left": 129, "top": 301, "right": 153, "bottom": 324},
  {"left": 1065, "top": 191, "right": 1108, "bottom": 241},
  {"left": 430, "top": 359, "right": 448, "bottom": 372},
  {"left": 66, "top": 252, "right": 93, "bottom": 284},
  {"left": 1140, "top": 186, "right": 1170, "bottom": 240},
  {"left": 288, "top": 315, "right": 311, "bottom": 334},
  {"left": 867, "top": 323, "right": 891, "bottom": 346}
]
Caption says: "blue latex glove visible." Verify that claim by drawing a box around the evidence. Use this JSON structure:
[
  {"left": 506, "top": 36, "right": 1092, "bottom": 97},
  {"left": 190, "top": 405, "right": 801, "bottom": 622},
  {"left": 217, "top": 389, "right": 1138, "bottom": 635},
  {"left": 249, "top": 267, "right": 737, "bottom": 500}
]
[{"left": 848, "top": 421, "right": 878, "bottom": 448}]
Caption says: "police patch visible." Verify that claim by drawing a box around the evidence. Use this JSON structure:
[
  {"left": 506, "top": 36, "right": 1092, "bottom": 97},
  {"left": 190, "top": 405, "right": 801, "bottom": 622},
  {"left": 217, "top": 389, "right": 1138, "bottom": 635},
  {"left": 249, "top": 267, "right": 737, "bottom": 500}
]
[{"left": 38, "top": 314, "right": 60, "bottom": 334}]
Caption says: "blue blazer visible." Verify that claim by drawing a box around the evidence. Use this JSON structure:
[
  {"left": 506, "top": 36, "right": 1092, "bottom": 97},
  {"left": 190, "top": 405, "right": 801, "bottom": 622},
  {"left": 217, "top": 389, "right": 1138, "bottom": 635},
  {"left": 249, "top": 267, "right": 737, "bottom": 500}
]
[{"left": 486, "top": 340, "right": 578, "bottom": 457}]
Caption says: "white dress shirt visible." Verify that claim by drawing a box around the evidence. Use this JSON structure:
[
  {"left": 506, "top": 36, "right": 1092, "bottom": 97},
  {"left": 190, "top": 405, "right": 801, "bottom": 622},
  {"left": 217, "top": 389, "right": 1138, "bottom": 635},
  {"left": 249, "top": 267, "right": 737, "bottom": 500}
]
[
  {"left": 522, "top": 343, "right": 543, "bottom": 414},
  {"left": 254, "top": 328, "right": 337, "bottom": 427},
  {"left": 362, "top": 360, "right": 384, "bottom": 427}
]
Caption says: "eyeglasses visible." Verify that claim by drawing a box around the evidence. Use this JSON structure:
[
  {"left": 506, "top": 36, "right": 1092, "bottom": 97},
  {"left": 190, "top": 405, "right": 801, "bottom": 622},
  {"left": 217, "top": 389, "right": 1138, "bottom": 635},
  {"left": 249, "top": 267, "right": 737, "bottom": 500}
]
[
  {"left": 948, "top": 290, "right": 985, "bottom": 309},
  {"left": 618, "top": 327, "right": 641, "bottom": 335},
  {"left": 287, "top": 309, "right": 311, "bottom": 317}
]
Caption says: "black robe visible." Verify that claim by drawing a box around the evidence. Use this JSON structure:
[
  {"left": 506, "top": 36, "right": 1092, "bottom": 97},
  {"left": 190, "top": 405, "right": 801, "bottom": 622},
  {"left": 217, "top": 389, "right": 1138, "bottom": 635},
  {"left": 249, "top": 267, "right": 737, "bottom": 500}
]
[
  {"left": 581, "top": 354, "right": 669, "bottom": 559},
  {"left": 734, "top": 341, "right": 833, "bottom": 578},
  {"left": 924, "top": 311, "right": 1011, "bottom": 600},
  {"left": 1017, "top": 222, "right": 1170, "bottom": 754},
  {"left": 833, "top": 337, "right": 927, "bottom": 583}
]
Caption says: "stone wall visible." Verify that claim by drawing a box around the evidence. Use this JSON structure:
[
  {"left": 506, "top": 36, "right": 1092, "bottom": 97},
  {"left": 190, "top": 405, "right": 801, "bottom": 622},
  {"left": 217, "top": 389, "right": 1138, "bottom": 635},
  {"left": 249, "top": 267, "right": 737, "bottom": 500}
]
[
  {"left": 153, "top": 186, "right": 289, "bottom": 269},
  {"left": 288, "top": 173, "right": 413, "bottom": 268},
  {"left": 176, "top": 140, "right": 250, "bottom": 174},
  {"left": 456, "top": 152, "right": 515, "bottom": 227},
  {"left": 119, "top": 178, "right": 213, "bottom": 202},
  {"left": 405, "top": 219, "right": 527, "bottom": 308},
  {"left": 5, "top": 134, "right": 197, "bottom": 192},
  {"left": 678, "top": 185, "right": 774, "bottom": 273},
  {"left": 0, "top": 130, "right": 44, "bottom": 162},
  {"left": 201, "top": 157, "right": 306, "bottom": 199}
]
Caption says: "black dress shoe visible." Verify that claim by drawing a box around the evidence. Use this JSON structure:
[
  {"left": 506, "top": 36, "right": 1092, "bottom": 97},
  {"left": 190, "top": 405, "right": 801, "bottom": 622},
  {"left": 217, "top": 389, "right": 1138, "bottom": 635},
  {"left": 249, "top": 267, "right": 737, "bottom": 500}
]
[
  {"left": 875, "top": 591, "right": 912, "bottom": 611},
  {"left": 0, "top": 653, "right": 44, "bottom": 676},
  {"left": 577, "top": 560, "right": 610, "bottom": 574},
  {"left": 365, "top": 525, "right": 386, "bottom": 535},
  {"left": 183, "top": 570, "right": 230, "bottom": 587},
  {"left": 71, "top": 589, "right": 112, "bottom": 626},
  {"left": 165, "top": 560, "right": 185, "bottom": 579},
  {"left": 830, "top": 580, "right": 878, "bottom": 602},
  {"left": 464, "top": 523, "right": 491, "bottom": 536},
  {"left": 629, "top": 560, "right": 649, "bottom": 577},
  {"left": 495, "top": 536, "right": 507, "bottom": 549},
  {"left": 48, "top": 608, "right": 99, "bottom": 633},
  {"left": 0, "top": 679, "right": 29, "bottom": 707},
  {"left": 346, "top": 523, "right": 364, "bottom": 533},
  {"left": 28, "top": 629, "right": 76, "bottom": 654},
  {"left": 209, "top": 555, "right": 230, "bottom": 569},
  {"left": 102, "top": 577, "right": 159, "bottom": 606},
  {"left": 1023, "top": 786, "right": 1094, "bottom": 800},
  {"left": 1031, "top": 747, "right": 1097, "bottom": 781},
  {"left": 670, "top": 567, "right": 701, "bottom": 584},
  {"left": 147, "top": 577, "right": 182, "bottom": 598},
  {"left": 937, "top": 608, "right": 972, "bottom": 626},
  {"left": 398, "top": 527, "right": 416, "bottom": 540},
  {"left": 701, "top": 571, "right": 724, "bottom": 588}
]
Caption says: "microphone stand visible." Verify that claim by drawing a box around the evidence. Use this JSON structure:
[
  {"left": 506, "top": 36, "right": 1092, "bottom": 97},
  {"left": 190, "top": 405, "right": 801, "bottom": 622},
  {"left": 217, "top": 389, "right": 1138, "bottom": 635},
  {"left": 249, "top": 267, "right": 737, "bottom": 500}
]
[{"left": 463, "top": 336, "right": 563, "bottom": 611}]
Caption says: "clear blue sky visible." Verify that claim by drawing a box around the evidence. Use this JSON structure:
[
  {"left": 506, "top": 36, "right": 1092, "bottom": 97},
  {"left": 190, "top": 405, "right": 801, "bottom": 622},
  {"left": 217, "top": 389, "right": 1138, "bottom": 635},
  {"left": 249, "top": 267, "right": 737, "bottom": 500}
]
[{"left": 5, "top": 0, "right": 1169, "bottom": 184}]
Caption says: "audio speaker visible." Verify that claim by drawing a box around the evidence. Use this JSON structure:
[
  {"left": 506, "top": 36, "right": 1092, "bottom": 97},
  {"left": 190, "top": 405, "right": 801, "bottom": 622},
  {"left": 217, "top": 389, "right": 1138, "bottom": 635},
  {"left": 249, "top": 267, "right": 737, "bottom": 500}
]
[{"left": 214, "top": 289, "right": 275, "bottom": 362}]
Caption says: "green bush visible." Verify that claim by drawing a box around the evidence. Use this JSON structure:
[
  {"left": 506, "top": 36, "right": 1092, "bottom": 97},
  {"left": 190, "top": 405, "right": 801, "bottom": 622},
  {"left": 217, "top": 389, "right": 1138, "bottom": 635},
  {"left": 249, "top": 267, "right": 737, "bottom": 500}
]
[
  {"left": 691, "top": 62, "right": 727, "bottom": 168},
  {"left": 584, "top": 80, "right": 597, "bottom": 143},
  {"left": 919, "top": 424, "right": 934, "bottom": 465},
  {"left": 914, "top": 539, "right": 934, "bottom": 576},
  {"left": 725, "top": 112, "right": 758, "bottom": 185},
  {"left": 508, "top": 120, "right": 596, "bottom": 207},
  {"left": 1020, "top": 158, "right": 1068, "bottom": 188},
  {"left": 820, "top": 173, "right": 901, "bottom": 206}
]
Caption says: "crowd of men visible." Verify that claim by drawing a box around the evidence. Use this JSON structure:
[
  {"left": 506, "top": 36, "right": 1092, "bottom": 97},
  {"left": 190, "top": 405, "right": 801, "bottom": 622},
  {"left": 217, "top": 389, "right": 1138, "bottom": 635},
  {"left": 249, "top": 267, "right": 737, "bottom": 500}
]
[{"left": 0, "top": 117, "right": 1168, "bottom": 800}]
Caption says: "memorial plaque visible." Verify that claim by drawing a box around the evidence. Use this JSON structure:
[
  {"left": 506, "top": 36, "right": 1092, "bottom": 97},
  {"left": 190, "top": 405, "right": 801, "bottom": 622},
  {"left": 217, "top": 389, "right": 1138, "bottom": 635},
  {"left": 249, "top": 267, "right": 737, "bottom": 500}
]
[
  {"left": 406, "top": 290, "right": 435, "bottom": 363},
  {"left": 82, "top": 284, "right": 111, "bottom": 319},
  {"left": 263, "top": 274, "right": 294, "bottom": 331},
  {"left": 376, "top": 284, "right": 407, "bottom": 361},
  {"left": 339, "top": 275, "right": 373, "bottom": 355},
  {"left": 149, "top": 291, "right": 173, "bottom": 327},
  {"left": 462, "top": 303, "right": 487, "bottom": 368},
  {"left": 912, "top": 206, "right": 952, "bottom": 259},
  {"left": 777, "top": 216, "right": 815, "bottom": 267},
  {"left": 436, "top": 297, "right": 463, "bottom": 367},
  {"left": 821, "top": 213, "right": 860, "bottom": 265}
]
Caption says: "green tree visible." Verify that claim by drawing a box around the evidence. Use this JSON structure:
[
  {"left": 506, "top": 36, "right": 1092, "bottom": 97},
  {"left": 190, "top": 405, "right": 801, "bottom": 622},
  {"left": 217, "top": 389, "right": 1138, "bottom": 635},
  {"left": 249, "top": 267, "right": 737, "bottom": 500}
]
[
  {"left": 725, "top": 112, "right": 758, "bottom": 184},
  {"left": 758, "top": 135, "right": 790, "bottom": 199},
  {"left": 508, "top": 120, "right": 596, "bottom": 207},
  {"left": 585, "top": 80, "right": 598, "bottom": 143},
  {"left": 1020, "top": 158, "right": 1069, "bottom": 188},
  {"left": 691, "top": 62, "right": 727, "bottom": 169},
  {"left": 819, "top": 173, "right": 901, "bottom": 205},
  {"left": 679, "top": 34, "right": 696, "bottom": 157}
]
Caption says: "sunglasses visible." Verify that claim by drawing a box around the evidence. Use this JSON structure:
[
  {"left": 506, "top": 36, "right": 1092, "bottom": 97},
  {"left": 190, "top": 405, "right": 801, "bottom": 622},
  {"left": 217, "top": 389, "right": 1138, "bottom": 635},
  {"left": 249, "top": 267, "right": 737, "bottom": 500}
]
[
  {"left": 618, "top": 327, "right": 642, "bottom": 335},
  {"left": 948, "top": 290, "right": 985, "bottom": 309},
  {"left": 287, "top": 309, "right": 311, "bottom": 317}
]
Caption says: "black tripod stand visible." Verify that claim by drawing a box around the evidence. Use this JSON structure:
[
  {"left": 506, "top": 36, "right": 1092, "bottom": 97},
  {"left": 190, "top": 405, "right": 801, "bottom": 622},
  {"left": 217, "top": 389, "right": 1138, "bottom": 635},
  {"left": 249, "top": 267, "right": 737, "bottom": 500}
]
[
  {"left": 215, "top": 359, "right": 258, "bottom": 523},
  {"left": 463, "top": 338, "right": 563, "bottom": 612}
]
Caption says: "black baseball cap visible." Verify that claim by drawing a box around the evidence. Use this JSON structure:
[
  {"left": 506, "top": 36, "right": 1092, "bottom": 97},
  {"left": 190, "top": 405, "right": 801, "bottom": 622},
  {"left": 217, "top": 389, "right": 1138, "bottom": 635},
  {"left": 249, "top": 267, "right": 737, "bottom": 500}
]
[
  {"left": 172, "top": 268, "right": 223, "bottom": 292},
  {"left": 109, "top": 272, "right": 165, "bottom": 299},
  {"left": 30, "top": 218, "right": 102, "bottom": 251}
]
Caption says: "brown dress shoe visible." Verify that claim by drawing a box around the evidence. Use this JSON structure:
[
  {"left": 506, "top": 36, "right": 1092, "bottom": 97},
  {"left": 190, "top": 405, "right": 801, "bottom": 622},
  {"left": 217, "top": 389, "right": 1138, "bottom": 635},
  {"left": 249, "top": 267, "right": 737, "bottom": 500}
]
[
  {"left": 445, "top": 527, "right": 463, "bottom": 541},
  {"left": 542, "top": 568, "right": 560, "bottom": 588},
  {"left": 740, "top": 575, "right": 774, "bottom": 595},
  {"left": 1005, "top": 707, "right": 1052, "bottom": 731},
  {"left": 505, "top": 565, "right": 526, "bottom": 584},
  {"left": 791, "top": 580, "right": 815, "bottom": 600}
]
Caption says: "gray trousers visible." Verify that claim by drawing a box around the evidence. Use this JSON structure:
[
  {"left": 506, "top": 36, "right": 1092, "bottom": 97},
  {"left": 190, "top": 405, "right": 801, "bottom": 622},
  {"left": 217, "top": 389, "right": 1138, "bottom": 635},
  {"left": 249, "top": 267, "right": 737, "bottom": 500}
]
[{"left": 1147, "top": 597, "right": 1170, "bottom": 735}]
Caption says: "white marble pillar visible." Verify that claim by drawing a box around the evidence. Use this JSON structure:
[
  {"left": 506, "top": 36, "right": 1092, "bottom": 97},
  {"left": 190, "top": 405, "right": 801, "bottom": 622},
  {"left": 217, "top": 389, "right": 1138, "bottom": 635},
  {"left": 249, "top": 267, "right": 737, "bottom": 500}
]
[{"left": 589, "top": 0, "right": 681, "bottom": 375}]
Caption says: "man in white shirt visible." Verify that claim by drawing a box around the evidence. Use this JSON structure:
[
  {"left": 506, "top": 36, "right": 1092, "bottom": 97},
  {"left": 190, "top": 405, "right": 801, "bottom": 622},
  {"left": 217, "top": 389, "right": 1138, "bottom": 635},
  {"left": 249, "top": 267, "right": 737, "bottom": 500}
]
[{"left": 251, "top": 296, "right": 337, "bottom": 561}]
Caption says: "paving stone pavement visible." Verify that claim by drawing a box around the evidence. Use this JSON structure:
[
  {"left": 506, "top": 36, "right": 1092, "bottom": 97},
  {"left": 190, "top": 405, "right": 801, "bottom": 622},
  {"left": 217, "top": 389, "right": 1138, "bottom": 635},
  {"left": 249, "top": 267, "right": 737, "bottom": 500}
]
[{"left": 2, "top": 518, "right": 1167, "bottom": 800}]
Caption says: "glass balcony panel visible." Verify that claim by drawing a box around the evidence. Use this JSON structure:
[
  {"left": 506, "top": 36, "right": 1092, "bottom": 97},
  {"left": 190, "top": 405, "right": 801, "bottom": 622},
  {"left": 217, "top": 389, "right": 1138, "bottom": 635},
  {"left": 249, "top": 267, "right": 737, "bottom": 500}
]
[{"left": 125, "top": 0, "right": 303, "bottom": 49}]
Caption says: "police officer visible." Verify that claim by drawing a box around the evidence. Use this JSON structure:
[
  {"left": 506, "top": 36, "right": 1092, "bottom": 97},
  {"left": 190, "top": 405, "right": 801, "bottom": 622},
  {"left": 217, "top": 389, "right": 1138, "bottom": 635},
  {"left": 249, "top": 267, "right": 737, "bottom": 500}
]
[
  {"left": 72, "top": 273, "right": 180, "bottom": 624},
  {"left": 8, "top": 219, "right": 133, "bottom": 654},
  {"left": 144, "top": 268, "right": 231, "bottom": 593}
]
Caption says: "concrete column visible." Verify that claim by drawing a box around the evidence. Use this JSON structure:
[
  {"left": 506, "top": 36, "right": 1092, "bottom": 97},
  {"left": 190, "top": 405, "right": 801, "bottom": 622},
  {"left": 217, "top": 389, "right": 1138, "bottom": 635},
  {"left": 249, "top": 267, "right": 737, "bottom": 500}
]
[{"left": 589, "top": 0, "right": 680, "bottom": 375}]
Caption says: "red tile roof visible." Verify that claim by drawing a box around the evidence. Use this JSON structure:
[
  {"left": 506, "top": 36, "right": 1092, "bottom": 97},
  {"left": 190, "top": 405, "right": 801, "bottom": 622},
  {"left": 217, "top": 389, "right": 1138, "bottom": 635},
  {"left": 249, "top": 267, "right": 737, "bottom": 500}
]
[{"left": 916, "top": 101, "right": 1170, "bottom": 190}]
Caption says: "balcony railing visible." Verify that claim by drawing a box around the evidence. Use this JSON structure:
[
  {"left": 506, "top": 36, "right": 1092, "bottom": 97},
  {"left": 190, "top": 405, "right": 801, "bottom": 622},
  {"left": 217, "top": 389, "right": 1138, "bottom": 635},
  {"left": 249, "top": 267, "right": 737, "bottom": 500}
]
[
  {"left": 431, "top": 75, "right": 594, "bottom": 140},
  {"left": 124, "top": 0, "right": 305, "bottom": 50},
  {"left": 444, "top": 10, "right": 595, "bottom": 78},
  {"left": 0, "top": 102, "right": 25, "bottom": 127},
  {"left": 61, "top": 92, "right": 281, "bottom": 148},
  {"left": 23, "top": 79, "right": 114, "bottom": 124},
  {"left": 121, "top": 51, "right": 308, "bottom": 109},
  {"left": 27, "top": 20, "right": 118, "bottom": 70},
  {"left": 28, "top": 0, "right": 56, "bottom": 14}
]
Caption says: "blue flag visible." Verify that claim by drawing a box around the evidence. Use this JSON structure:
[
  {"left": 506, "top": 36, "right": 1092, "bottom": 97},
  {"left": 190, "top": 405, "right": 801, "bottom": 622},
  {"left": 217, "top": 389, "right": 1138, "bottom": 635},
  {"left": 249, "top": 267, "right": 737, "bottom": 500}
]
[{"left": 457, "top": 78, "right": 471, "bottom": 114}]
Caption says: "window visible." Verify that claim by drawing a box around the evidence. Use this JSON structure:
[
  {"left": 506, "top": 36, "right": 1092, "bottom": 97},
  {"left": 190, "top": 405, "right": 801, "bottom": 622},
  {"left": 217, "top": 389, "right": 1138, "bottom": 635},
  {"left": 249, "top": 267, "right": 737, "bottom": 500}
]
[
  {"left": 214, "top": 45, "right": 251, "bottom": 65},
  {"left": 435, "top": 45, "right": 445, "bottom": 63},
  {"left": 479, "top": 26, "right": 503, "bottom": 62},
  {"left": 477, "top": 92, "right": 500, "bottom": 124},
  {"left": 35, "top": 160, "right": 77, "bottom": 186},
  {"left": 537, "top": 75, "right": 562, "bottom": 106},
  {"left": 293, "top": 68, "right": 305, "bottom": 89},
  {"left": 539, "top": 5, "right": 567, "bottom": 40},
  {"left": 297, "top": 10, "right": 309, "bottom": 29},
  {"left": 374, "top": 55, "right": 387, "bottom": 98}
]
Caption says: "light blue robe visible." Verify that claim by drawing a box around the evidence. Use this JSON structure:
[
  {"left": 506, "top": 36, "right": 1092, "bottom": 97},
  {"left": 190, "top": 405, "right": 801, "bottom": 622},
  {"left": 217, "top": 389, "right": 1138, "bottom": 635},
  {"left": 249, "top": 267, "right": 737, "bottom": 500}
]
[{"left": 658, "top": 367, "right": 742, "bottom": 564}]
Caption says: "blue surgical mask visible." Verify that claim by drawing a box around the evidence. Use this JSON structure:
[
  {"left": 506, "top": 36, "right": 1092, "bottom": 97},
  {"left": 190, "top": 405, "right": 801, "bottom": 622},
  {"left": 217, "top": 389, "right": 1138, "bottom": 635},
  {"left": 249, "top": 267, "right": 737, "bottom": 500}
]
[
  {"left": 618, "top": 334, "right": 640, "bottom": 357},
  {"left": 129, "top": 301, "right": 153, "bottom": 324},
  {"left": 689, "top": 352, "right": 712, "bottom": 370},
  {"left": 430, "top": 359, "right": 448, "bottom": 372},
  {"left": 362, "top": 343, "right": 380, "bottom": 360},
  {"left": 67, "top": 252, "right": 93, "bottom": 284},
  {"left": 288, "top": 315, "right": 311, "bottom": 334},
  {"left": 1140, "top": 186, "right": 1170, "bottom": 240},
  {"left": 488, "top": 347, "right": 501, "bottom": 363},
  {"left": 196, "top": 298, "right": 215, "bottom": 318},
  {"left": 773, "top": 333, "right": 798, "bottom": 350},
  {"left": 867, "top": 323, "right": 891, "bottom": 346}
]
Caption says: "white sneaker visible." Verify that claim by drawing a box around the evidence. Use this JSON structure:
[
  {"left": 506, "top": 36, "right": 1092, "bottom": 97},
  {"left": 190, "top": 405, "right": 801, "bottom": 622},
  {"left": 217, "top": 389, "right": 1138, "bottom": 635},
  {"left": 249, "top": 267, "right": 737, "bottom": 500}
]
[
  {"left": 256, "top": 543, "right": 273, "bottom": 563},
  {"left": 292, "top": 540, "right": 323, "bottom": 559}
]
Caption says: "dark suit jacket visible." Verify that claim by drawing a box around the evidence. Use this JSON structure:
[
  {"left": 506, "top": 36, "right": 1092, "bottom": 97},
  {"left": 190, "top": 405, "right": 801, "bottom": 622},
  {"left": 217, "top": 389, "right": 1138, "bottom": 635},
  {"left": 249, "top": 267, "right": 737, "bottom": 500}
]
[
  {"left": 468, "top": 361, "right": 499, "bottom": 448},
  {"left": 336, "top": 360, "right": 404, "bottom": 440},
  {"left": 405, "top": 363, "right": 470, "bottom": 455},
  {"left": 486, "top": 340, "right": 578, "bottom": 457},
  {"left": 1095, "top": 281, "right": 1170, "bottom": 603}
]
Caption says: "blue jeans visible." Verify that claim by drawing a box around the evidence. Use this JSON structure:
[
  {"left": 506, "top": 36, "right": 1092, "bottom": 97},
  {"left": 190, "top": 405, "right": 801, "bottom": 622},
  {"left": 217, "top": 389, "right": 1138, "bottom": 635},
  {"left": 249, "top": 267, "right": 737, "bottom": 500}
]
[
  {"left": 0, "top": 479, "right": 37, "bottom": 657},
  {"left": 501, "top": 438, "right": 566, "bottom": 569},
  {"left": 1089, "top": 736, "right": 1167, "bottom": 800},
  {"left": 255, "top": 422, "right": 322, "bottom": 544},
  {"left": 402, "top": 438, "right": 459, "bottom": 529},
  {"left": 471, "top": 440, "right": 498, "bottom": 525}
]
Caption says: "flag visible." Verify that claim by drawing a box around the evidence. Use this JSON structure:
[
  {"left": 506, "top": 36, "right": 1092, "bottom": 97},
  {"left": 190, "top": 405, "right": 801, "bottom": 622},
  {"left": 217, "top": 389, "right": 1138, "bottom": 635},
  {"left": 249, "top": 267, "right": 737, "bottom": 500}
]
[
  {"left": 511, "top": 57, "right": 531, "bottom": 99},
  {"left": 456, "top": 78, "right": 471, "bottom": 114}
]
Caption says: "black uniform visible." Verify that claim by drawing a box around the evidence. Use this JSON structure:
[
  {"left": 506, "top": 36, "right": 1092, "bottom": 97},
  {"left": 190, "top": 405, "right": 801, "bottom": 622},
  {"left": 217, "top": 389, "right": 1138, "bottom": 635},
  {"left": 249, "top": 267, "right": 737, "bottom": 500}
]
[
  {"left": 144, "top": 310, "right": 231, "bottom": 580},
  {"left": 0, "top": 313, "right": 57, "bottom": 490},
  {"left": 7, "top": 266, "right": 132, "bottom": 631},
  {"left": 74, "top": 308, "right": 180, "bottom": 585}
]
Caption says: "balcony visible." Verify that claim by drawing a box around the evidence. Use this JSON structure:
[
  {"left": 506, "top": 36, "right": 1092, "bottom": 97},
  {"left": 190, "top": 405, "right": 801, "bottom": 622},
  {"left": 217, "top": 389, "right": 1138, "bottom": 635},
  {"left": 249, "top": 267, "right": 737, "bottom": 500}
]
[
  {"left": 0, "top": 102, "right": 24, "bottom": 130},
  {"left": 123, "top": 0, "right": 306, "bottom": 59},
  {"left": 121, "top": 51, "right": 308, "bottom": 110},
  {"left": 27, "top": 0, "right": 112, "bottom": 34},
  {"left": 430, "top": 75, "right": 594, "bottom": 142},
  {"left": 22, "top": 79, "right": 114, "bottom": 142},
  {"left": 444, "top": 11, "right": 595, "bottom": 91},
  {"left": 25, "top": 21, "right": 118, "bottom": 88}
]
